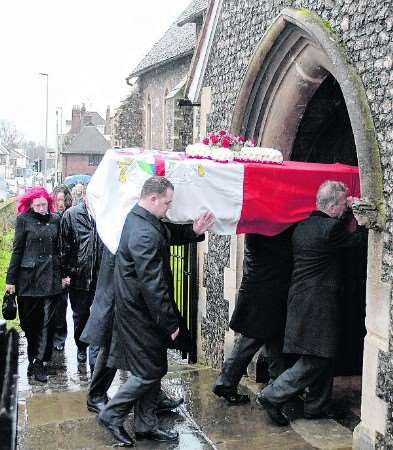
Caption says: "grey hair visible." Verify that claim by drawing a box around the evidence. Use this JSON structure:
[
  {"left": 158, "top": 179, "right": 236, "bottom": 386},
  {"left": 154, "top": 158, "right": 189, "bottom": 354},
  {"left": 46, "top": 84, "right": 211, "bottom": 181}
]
[
  {"left": 316, "top": 180, "right": 348, "bottom": 211},
  {"left": 140, "top": 176, "right": 174, "bottom": 198}
]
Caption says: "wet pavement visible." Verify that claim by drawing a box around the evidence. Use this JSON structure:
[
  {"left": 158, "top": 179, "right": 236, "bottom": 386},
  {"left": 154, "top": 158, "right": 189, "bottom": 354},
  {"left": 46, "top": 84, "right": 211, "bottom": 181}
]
[{"left": 16, "top": 311, "right": 358, "bottom": 449}]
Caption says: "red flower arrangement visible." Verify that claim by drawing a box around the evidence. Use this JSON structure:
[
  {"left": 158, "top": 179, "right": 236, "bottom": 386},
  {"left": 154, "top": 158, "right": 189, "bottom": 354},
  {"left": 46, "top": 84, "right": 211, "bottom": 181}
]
[{"left": 201, "top": 130, "right": 256, "bottom": 150}]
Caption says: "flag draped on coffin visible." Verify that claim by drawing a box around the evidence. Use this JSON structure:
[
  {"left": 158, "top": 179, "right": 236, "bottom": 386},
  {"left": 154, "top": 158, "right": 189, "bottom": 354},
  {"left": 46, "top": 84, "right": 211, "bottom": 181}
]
[{"left": 87, "top": 148, "right": 360, "bottom": 254}]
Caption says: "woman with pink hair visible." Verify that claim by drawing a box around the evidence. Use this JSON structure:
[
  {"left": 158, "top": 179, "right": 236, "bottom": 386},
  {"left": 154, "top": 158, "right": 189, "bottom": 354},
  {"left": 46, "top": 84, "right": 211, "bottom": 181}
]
[{"left": 6, "top": 187, "right": 69, "bottom": 382}]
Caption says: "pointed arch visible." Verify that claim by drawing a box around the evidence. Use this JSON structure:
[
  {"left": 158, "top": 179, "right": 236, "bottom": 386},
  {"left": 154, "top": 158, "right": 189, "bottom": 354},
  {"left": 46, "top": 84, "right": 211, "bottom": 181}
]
[{"left": 231, "top": 7, "right": 384, "bottom": 227}]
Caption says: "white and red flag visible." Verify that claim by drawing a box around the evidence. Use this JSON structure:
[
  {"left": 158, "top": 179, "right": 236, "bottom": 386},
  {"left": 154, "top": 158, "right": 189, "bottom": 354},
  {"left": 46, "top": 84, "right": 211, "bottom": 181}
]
[{"left": 87, "top": 148, "right": 360, "bottom": 254}]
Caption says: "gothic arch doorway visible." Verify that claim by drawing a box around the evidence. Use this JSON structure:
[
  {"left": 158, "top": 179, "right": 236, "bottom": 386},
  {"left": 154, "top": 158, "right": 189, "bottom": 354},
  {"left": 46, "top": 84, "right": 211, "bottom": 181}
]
[{"left": 230, "top": 7, "right": 386, "bottom": 441}]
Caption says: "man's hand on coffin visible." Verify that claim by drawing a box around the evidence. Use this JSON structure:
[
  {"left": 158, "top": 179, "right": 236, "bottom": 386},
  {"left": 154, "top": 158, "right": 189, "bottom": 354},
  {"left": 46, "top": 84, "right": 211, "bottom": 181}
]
[{"left": 192, "top": 210, "right": 215, "bottom": 235}]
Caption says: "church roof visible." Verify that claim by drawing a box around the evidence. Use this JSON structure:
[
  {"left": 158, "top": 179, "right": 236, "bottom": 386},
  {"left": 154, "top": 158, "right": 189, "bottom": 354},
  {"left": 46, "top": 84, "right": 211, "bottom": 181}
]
[{"left": 129, "top": 0, "right": 208, "bottom": 78}]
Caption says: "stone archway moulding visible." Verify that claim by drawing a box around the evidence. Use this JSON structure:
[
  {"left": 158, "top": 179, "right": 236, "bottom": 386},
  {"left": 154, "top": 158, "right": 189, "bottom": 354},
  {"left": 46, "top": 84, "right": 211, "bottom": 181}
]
[{"left": 231, "top": 7, "right": 385, "bottom": 230}]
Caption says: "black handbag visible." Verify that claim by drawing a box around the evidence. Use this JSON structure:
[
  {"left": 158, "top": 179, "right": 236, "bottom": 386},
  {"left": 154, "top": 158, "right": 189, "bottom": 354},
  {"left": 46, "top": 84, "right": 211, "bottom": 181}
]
[{"left": 2, "top": 291, "right": 17, "bottom": 320}]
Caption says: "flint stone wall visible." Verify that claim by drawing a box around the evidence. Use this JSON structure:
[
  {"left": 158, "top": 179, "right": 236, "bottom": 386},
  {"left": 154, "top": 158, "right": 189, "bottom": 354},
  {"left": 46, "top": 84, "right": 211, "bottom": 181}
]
[{"left": 199, "top": 0, "right": 392, "bottom": 445}]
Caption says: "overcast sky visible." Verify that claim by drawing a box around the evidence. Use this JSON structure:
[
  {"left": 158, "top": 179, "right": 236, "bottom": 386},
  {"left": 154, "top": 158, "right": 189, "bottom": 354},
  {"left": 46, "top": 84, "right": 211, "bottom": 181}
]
[{"left": 0, "top": 0, "right": 192, "bottom": 146}]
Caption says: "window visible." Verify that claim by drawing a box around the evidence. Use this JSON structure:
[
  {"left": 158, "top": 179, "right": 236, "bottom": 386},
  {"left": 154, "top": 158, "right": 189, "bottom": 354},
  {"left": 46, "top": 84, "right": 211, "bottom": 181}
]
[
  {"left": 146, "top": 95, "right": 152, "bottom": 149},
  {"left": 88, "top": 154, "right": 103, "bottom": 166}
]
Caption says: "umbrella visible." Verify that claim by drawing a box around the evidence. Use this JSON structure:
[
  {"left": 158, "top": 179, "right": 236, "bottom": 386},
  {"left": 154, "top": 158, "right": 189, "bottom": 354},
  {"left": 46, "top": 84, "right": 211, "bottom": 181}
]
[{"left": 64, "top": 174, "right": 92, "bottom": 187}]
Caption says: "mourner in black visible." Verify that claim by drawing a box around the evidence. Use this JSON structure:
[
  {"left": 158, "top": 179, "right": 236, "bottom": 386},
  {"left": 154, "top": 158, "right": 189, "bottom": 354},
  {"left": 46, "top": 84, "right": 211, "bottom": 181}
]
[
  {"left": 257, "top": 180, "right": 367, "bottom": 425},
  {"left": 213, "top": 228, "right": 293, "bottom": 404},
  {"left": 52, "top": 185, "right": 73, "bottom": 352},
  {"left": 81, "top": 246, "right": 184, "bottom": 415},
  {"left": 98, "top": 176, "right": 214, "bottom": 446},
  {"left": 60, "top": 196, "right": 103, "bottom": 367},
  {"left": 6, "top": 187, "right": 68, "bottom": 382}
]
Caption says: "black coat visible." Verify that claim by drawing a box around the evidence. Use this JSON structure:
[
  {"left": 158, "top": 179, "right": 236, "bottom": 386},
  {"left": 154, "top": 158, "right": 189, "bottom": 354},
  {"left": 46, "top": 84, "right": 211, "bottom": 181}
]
[
  {"left": 60, "top": 201, "right": 103, "bottom": 291},
  {"left": 107, "top": 204, "right": 204, "bottom": 379},
  {"left": 80, "top": 246, "right": 115, "bottom": 348},
  {"left": 283, "top": 211, "right": 367, "bottom": 359},
  {"left": 229, "top": 228, "right": 293, "bottom": 341},
  {"left": 6, "top": 210, "right": 62, "bottom": 297}
]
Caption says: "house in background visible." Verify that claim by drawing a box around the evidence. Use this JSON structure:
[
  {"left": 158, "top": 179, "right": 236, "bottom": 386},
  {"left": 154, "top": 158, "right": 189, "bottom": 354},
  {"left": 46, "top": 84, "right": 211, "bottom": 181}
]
[
  {"left": 8, "top": 148, "right": 29, "bottom": 178},
  {"left": 0, "top": 143, "right": 9, "bottom": 179},
  {"left": 61, "top": 104, "right": 111, "bottom": 178},
  {"left": 61, "top": 125, "right": 110, "bottom": 178}
]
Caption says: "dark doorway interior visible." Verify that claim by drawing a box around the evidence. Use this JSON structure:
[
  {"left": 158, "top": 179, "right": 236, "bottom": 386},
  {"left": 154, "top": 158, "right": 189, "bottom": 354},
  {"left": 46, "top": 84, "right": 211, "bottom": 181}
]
[{"left": 291, "top": 74, "right": 367, "bottom": 429}]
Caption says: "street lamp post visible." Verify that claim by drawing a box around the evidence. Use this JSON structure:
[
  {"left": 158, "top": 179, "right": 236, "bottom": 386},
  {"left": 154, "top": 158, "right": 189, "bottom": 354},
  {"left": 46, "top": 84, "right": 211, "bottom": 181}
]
[
  {"left": 56, "top": 107, "right": 63, "bottom": 183},
  {"left": 39, "top": 72, "right": 48, "bottom": 183}
]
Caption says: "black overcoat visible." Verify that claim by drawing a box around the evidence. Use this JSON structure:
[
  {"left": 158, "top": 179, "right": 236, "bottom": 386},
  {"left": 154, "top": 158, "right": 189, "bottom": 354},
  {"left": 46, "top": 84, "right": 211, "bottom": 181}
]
[
  {"left": 60, "top": 201, "right": 103, "bottom": 290},
  {"left": 283, "top": 211, "right": 367, "bottom": 359},
  {"left": 6, "top": 209, "right": 63, "bottom": 297},
  {"left": 229, "top": 228, "right": 293, "bottom": 341},
  {"left": 107, "top": 204, "right": 204, "bottom": 379},
  {"left": 80, "top": 246, "right": 115, "bottom": 347}
]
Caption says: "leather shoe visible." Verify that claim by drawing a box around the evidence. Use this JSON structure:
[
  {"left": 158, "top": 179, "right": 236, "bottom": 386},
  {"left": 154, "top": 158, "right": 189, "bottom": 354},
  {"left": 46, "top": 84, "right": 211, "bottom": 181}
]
[
  {"left": 77, "top": 349, "right": 87, "bottom": 363},
  {"left": 213, "top": 385, "right": 250, "bottom": 404},
  {"left": 33, "top": 360, "right": 48, "bottom": 383},
  {"left": 87, "top": 396, "right": 108, "bottom": 414},
  {"left": 97, "top": 416, "right": 135, "bottom": 447},
  {"left": 256, "top": 394, "right": 289, "bottom": 426},
  {"left": 157, "top": 396, "right": 184, "bottom": 414},
  {"left": 135, "top": 428, "right": 179, "bottom": 442}
]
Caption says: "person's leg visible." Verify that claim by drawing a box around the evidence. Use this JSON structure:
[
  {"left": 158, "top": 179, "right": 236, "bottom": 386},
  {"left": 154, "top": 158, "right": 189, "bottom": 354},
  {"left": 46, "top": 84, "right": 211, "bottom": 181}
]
[
  {"left": 68, "top": 289, "right": 89, "bottom": 355},
  {"left": 134, "top": 379, "right": 160, "bottom": 432},
  {"left": 261, "top": 355, "right": 332, "bottom": 406},
  {"left": 156, "top": 383, "right": 184, "bottom": 413},
  {"left": 53, "top": 291, "right": 68, "bottom": 350},
  {"left": 88, "top": 346, "right": 117, "bottom": 405},
  {"left": 99, "top": 374, "right": 160, "bottom": 427},
  {"left": 214, "top": 334, "right": 264, "bottom": 391},
  {"left": 35, "top": 296, "right": 57, "bottom": 363},
  {"left": 17, "top": 297, "right": 40, "bottom": 370},
  {"left": 264, "top": 337, "right": 287, "bottom": 382},
  {"left": 304, "top": 359, "right": 334, "bottom": 418}
]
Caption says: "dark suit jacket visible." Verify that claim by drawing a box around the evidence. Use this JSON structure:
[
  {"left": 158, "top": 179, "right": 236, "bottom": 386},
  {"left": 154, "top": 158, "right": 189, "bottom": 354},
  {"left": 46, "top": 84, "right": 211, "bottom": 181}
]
[
  {"left": 107, "top": 204, "right": 203, "bottom": 379},
  {"left": 80, "top": 246, "right": 115, "bottom": 347},
  {"left": 283, "top": 210, "right": 367, "bottom": 358},
  {"left": 229, "top": 228, "right": 293, "bottom": 341}
]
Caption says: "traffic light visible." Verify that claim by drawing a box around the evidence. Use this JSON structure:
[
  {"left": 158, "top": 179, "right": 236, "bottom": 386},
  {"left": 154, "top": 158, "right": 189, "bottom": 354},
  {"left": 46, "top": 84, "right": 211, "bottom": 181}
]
[{"left": 32, "top": 160, "right": 39, "bottom": 172}]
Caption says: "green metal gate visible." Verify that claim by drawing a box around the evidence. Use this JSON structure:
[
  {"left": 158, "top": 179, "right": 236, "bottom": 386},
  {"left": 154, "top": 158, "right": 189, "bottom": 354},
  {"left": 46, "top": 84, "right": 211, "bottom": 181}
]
[{"left": 170, "top": 243, "right": 198, "bottom": 363}]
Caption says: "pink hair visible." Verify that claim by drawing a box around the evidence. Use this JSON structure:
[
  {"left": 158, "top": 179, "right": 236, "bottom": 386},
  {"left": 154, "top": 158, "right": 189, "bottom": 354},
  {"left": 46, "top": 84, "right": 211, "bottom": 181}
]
[{"left": 17, "top": 187, "right": 55, "bottom": 214}]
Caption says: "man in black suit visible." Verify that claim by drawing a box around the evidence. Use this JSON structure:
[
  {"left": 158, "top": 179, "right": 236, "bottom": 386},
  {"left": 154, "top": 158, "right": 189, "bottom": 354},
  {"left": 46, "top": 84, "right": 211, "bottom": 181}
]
[
  {"left": 256, "top": 180, "right": 367, "bottom": 425},
  {"left": 81, "top": 246, "right": 185, "bottom": 415},
  {"left": 213, "top": 228, "right": 293, "bottom": 404},
  {"left": 98, "top": 176, "right": 214, "bottom": 446}
]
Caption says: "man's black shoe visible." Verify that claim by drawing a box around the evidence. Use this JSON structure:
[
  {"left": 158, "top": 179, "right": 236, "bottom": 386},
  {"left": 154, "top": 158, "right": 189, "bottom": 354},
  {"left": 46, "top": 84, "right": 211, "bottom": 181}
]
[
  {"left": 97, "top": 416, "right": 135, "bottom": 447},
  {"left": 213, "top": 385, "right": 250, "bottom": 404},
  {"left": 256, "top": 394, "right": 289, "bottom": 426},
  {"left": 77, "top": 349, "right": 87, "bottom": 363},
  {"left": 87, "top": 396, "right": 108, "bottom": 414},
  {"left": 54, "top": 344, "right": 64, "bottom": 351},
  {"left": 157, "top": 396, "right": 184, "bottom": 414},
  {"left": 33, "top": 360, "right": 48, "bottom": 383},
  {"left": 135, "top": 428, "right": 179, "bottom": 442}
]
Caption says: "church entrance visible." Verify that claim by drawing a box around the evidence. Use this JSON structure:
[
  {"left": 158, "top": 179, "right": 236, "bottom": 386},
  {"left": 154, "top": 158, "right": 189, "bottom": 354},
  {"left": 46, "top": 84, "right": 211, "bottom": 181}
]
[{"left": 230, "top": 7, "right": 385, "bottom": 439}]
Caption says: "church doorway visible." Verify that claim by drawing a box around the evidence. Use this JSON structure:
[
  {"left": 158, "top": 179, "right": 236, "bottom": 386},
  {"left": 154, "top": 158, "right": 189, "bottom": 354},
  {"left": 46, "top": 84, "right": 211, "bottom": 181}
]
[{"left": 230, "top": 7, "right": 384, "bottom": 436}]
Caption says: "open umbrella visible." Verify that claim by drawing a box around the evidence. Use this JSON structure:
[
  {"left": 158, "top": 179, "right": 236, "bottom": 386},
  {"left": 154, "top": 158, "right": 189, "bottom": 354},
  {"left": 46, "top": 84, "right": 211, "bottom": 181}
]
[{"left": 64, "top": 174, "right": 92, "bottom": 187}]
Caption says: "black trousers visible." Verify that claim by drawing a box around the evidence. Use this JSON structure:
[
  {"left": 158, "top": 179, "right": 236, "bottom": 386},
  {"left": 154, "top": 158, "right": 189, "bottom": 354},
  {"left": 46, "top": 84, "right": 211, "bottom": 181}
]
[
  {"left": 53, "top": 291, "right": 68, "bottom": 347},
  {"left": 17, "top": 296, "right": 57, "bottom": 363},
  {"left": 69, "top": 287, "right": 95, "bottom": 351},
  {"left": 100, "top": 374, "right": 162, "bottom": 432},
  {"left": 214, "top": 334, "right": 286, "bottom": 392},
  {"left": 262, "top": 355, "right": 334, "bottom": 417},
  {"left": 88, "top": 345, "right": 171, "bottom": 407}
]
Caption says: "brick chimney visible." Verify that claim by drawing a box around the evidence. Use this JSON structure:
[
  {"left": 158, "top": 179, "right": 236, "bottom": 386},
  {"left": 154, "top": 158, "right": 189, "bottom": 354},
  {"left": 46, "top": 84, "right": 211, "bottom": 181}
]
[
  {"left": 70, "top": 105, "right": 82, "bottom": 134},
  {"left": 104, "top": 105, "right": 111, "bottom": 135}
]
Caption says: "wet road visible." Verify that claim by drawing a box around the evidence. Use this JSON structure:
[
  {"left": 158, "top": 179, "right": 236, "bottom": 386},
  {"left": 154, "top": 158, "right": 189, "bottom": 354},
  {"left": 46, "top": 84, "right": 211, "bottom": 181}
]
[{"left": 16, "top": 310, "right": 356, "bottom": 449}]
